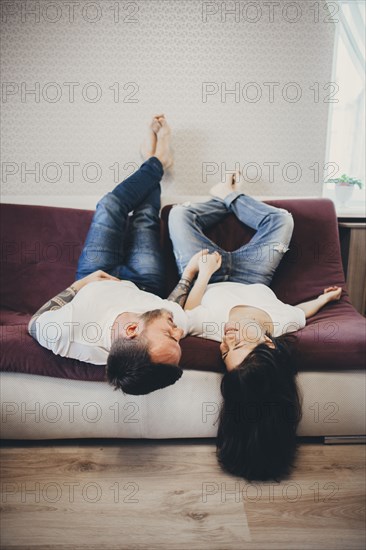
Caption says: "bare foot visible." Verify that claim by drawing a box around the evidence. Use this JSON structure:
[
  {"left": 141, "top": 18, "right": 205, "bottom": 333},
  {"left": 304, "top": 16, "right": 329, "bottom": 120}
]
[
  {"left": 140, "top": 114, "right": 164, "bottom": 160},
  {"left": 209, "top": 170, "right": 242, "bottom": 200},
  {"left": 155, "top": 116, "right": 174, "bottom": 169},
  {"left": 322, "top": 286, "right": 342, "bottom": 303}
]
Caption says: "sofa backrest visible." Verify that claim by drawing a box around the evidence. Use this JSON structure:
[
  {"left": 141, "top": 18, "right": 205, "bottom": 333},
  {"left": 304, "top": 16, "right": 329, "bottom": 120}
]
[
  {"left": 1, "top": 199, "right": 346, "bottom": 314},
  {"left": 1, "top": 204, "right": 94, "bottom": 313}
]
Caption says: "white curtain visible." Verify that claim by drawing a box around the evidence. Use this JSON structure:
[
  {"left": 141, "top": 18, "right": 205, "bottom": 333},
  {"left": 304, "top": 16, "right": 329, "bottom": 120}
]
[{"left": 325, "top": 0, "right": 365, "bottom": 199}]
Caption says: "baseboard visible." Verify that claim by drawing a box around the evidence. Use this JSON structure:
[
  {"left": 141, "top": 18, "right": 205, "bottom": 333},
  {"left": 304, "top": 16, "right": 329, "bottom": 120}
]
[{"left": 324, "top": 435, "right": 366, "bottom": 444}]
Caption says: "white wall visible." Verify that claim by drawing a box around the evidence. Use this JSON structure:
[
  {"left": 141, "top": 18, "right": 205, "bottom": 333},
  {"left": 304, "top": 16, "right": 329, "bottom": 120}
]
[{"left": 1, "top": 0, "right": 336, "bottom": 208}]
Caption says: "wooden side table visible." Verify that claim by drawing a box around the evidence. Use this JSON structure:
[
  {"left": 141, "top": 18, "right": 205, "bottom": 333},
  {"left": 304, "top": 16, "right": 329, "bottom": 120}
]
[{"left": 338, "top": 222, "right": 366, "bottom": 316}]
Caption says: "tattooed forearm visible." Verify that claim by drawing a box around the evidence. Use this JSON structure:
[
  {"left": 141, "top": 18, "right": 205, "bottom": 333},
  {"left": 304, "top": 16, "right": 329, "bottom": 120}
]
[
  {"left": 167, "top": 276, "right": 195, "bottom": 308},
  {"left": 28, "top": 285, "right": 78, "bottom": 336}
]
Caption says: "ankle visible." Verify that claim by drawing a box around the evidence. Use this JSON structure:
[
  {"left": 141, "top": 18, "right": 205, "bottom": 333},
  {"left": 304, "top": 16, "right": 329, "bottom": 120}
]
[{"left": 154, "top": 153, "right": 165, "bottom": 169}]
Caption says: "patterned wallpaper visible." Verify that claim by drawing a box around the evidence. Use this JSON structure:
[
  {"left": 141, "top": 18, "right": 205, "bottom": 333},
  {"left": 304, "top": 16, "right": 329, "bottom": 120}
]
[{"left": 1, "top": 0, "right": 336, "bottom": 203}]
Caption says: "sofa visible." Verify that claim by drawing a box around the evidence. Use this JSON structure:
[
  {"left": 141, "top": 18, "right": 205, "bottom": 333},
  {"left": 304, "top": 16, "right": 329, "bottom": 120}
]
[{"left": 1, "top": 199, "right": 365, "bottom": 440}]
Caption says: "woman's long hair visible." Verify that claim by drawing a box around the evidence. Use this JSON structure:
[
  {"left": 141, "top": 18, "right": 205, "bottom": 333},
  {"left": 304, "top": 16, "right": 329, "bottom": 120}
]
[{"left": 217, "top": 334, "right": 303, "bottom": 482}]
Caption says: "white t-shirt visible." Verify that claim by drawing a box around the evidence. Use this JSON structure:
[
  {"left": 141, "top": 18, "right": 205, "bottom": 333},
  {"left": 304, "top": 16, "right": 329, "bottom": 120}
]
[
  {"left": 186, "top": 282, "right": 306, "bottom": 342},
  {"left": 32, "top": 280, "right": 188, "bottom": 365}
]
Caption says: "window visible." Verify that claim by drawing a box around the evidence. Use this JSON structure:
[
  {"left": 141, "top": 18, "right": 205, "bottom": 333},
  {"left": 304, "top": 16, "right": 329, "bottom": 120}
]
[{"left": 323, "top": 0, "right": 366, "bottom": 214}]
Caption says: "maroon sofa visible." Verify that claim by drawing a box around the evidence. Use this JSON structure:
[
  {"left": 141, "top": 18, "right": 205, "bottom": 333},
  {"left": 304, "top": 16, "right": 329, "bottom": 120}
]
[{"left": 1, "top": 199, "right": 365, "bottom": 382}]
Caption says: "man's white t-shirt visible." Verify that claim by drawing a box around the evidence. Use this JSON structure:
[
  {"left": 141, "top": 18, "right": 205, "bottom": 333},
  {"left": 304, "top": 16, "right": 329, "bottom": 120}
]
[
  {"left": 32, "top": 280, "right": 188, "bottom": 365},
  {"left": 186, "top": 282, "right": 306, "bottom": 343}
]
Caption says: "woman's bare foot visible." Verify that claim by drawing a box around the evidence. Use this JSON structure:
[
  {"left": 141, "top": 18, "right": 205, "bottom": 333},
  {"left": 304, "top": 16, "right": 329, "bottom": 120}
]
[
  {"left": 322, "top": 286, "right": 342, "bottom": 303},
  {"left": 140, "top": 114, "right": 164, "bottom": 160},
  {"left": 209, "top": 170, "right": 242, "bottom": 200},
  {"left": 154, "top": 116, "right": 174, "bottom": 169}
]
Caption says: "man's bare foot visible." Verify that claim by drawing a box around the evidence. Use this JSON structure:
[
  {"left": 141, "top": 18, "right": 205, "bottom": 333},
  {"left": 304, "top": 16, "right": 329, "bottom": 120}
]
[
  {"left": 154, "top": 116, "right": 174, "bottom": 169},
  {"left": 140, "top": 114, "right": 164, "bottom": 160},
  {"left": 322, "top": 286, "right": 342, "bottom": 303},
  {"left": 209, "top": 170, "right": 242, "bottom": 200}
]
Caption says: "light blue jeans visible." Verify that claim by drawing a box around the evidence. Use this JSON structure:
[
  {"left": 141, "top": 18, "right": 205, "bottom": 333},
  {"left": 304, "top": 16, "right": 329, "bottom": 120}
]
[{"left": 168, "top": 193, "right": 294, "bottom": 286}]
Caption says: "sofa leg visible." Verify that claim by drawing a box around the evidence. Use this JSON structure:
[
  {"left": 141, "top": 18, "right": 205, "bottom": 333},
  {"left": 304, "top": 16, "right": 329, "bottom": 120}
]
[{"left": 324, "top": 435, "right": 366, "bottom": 444}]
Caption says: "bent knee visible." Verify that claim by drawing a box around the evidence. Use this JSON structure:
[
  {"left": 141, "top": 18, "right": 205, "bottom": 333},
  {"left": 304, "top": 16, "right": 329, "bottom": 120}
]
[
  {"left": 269, "top": 211, "right": 294, "bottom": 250},
  {"left": 273, "top": 242, "right": 290, "bottom": 254},
  {"left": 168, "top": 203, "right": 195, "bottom": 229},
  {"left": 96, "top": 192, "right": 121, "bottom": 213},
  {"left": 283, "top": 211, "right": 294, "bottom": 231},
  {"left": 276, "top": 210, "right": 294, "bottom": 233}
]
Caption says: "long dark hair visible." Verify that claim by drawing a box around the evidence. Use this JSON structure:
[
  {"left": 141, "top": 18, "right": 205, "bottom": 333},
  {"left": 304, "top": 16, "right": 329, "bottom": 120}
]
[{"left": 217, "top": 334, "right": 302, "bottom": 481}]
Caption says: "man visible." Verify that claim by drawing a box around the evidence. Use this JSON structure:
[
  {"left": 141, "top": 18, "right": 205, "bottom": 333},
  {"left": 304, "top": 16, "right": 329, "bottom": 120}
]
[{"left": 28, "top": 115, "right": 200, "bottom": 395}]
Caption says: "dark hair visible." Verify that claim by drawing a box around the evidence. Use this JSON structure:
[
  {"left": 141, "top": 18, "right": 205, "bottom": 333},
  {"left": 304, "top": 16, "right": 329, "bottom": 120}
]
[
  {"left": 106, "top": 335, "right": 183, "bottom": 395},
  {"left": 217, "top": 334, "right": 302, "bottom": 482}
]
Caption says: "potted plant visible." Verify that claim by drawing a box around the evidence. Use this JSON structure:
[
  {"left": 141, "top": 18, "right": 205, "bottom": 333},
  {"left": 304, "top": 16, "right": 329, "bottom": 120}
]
[{"left": 326, "top": 173, "right": 363, "bottom": 207}]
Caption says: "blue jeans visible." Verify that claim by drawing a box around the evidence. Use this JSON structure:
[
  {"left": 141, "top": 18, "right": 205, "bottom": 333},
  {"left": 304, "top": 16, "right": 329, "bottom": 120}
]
[
  {"left": 76, "top": 157, "right": 166, "bottom": 297},
  {"left": 168, "top": 193, "right": 294, "bottom": 286}
]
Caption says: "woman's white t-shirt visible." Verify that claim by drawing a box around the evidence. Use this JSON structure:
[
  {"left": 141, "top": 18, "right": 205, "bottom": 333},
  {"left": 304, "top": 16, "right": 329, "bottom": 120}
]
[
  {"left": 33, "top": 280, "right": 188, "bottom": 365},
  {"left": 186, "top": 282, "right": 306, "bottom": 343}
]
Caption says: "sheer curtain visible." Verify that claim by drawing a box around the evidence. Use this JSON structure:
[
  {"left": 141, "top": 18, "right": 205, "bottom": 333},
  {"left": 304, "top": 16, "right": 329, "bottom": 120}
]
[{"left": 324, "top": 0, "right": 365, "bottom": 212}]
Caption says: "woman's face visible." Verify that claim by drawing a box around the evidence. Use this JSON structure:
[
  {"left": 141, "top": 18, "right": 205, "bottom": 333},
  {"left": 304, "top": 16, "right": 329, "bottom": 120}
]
[{"left": 220, "top": 320, "right": 275, "bottom": 371}]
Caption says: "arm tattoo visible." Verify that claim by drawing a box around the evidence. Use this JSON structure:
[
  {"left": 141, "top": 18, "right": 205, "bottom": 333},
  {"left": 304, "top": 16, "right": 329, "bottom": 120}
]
[
  {"left": 28, "top": 285, "right": 78, "bottom": 336},
  {"left": 167, "top": 276, "right": 195, "bottom": 308}
]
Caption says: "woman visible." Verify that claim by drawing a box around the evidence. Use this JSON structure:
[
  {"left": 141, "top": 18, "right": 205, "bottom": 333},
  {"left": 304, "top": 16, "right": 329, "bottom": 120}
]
[{"left": 168, "top": 174, "right": 342, "bottom": 481}]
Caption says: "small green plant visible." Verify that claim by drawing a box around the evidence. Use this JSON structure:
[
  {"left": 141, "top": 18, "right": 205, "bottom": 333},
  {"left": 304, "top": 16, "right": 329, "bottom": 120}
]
[{"left": 326, "top": 173, "right": 363, "bottom": 189}]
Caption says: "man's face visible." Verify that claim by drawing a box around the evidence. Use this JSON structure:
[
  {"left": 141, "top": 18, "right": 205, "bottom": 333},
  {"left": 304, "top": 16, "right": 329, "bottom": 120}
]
[
  {"left": 220, "top": 320, "right": 275, "bottom": 372},
  {"left": 142, "top": 309, "right": 184, "bottom": 365}
]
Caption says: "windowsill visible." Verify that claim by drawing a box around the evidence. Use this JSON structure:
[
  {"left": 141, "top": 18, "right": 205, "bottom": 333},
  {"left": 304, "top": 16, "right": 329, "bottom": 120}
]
[
  {"left": 334, "top": 207, "right": 366, "bottom": 220},
  {"left": 322, "top": 185, "right": 366, "bottom": 219}
]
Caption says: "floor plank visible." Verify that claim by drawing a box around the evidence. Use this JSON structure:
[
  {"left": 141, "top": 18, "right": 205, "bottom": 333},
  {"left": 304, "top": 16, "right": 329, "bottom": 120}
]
[{"left": 0, "top": 439, "right": 365, "bottom": 550}]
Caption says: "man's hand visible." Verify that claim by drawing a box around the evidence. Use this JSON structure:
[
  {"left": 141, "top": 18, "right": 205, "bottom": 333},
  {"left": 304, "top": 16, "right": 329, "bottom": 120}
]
[
  {"left": 72, "top": 270, "right": 120, "bottom": 292},
  {"left": 198, "top": 251, "right": 222, "bottom": 278}
]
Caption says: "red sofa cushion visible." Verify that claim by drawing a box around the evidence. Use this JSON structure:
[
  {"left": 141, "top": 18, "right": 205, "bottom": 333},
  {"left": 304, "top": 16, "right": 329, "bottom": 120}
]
[
  {"left": 1, "top": 200, "right": 365, "bottom": 381},
  {"left": 1, "top": 204, "right": 93, "bottom": 314}
]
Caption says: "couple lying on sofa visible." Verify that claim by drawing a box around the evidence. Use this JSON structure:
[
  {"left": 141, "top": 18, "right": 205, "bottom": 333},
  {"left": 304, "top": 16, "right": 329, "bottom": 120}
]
[{"left": 28, "top": 115, "right": 342, "bottom": 481}]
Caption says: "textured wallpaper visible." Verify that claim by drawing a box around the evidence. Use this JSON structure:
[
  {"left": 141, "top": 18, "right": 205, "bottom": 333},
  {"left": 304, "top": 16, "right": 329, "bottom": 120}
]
[{"left": 1, "top": 0, "right": 336, "bottom": 203}]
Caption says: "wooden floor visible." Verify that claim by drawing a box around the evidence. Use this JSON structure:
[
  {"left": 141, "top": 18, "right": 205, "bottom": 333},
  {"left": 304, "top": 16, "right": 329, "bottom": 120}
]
[{"left": 0, "top": 438, "right": 365, "bottom": 550}]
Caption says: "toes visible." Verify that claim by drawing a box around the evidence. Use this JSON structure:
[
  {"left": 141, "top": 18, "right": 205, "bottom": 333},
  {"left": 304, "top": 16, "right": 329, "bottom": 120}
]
[
  {"left": 151, "top": 120, "right": 161, "bottom": 133},
  {"left": 224, "top": 172, "right": 234, "bottom": 185}
]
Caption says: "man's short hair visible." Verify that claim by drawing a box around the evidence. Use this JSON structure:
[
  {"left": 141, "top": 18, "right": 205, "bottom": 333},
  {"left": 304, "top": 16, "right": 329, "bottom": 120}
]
[{"left": 106, "top": 335, "right": 183, "bottom": 395}]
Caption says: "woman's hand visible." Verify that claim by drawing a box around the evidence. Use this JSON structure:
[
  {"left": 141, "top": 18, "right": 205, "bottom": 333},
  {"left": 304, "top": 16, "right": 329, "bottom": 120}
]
[
  {"left": 198, "top": 251, "right": 222, "bottom": 278},
  {"left": 321, "top": 286, "right": 342, "bottom": 301},
  {"left": 72, "top": 270, "right": 120, "bottom": 292},
  {"left": 183, "top": 249, "right": 209, "bottom": 278},
  {"left": 183, "top": 251, "right": 222, "bottom": 311}
]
